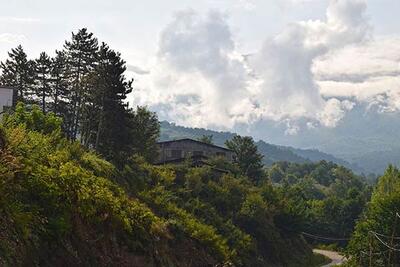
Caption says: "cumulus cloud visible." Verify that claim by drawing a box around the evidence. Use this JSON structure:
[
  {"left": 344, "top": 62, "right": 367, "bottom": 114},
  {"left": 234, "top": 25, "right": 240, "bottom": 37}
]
[
  {"left": 133, "top": 0, "right": 382, "bottom": 133},
  {"left": 135, "top": 10, "right": 254, "bottom": 128},
  {"left": 316, "top": 36, "right": 400, "bottom": 111},
  {"left": 317, "top": 98, "right": 355, "bottom": 127},
  {"left": 248, "top": 0, "right": 369, "bottom": 126},
  {"left": 0, "top": 33, "right": 26, "bottom": 44}
]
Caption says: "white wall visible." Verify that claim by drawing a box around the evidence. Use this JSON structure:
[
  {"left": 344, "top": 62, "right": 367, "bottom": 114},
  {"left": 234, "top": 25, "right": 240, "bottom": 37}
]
[{"left": 0, "top": 88, "right": 14, "bottom": 116}]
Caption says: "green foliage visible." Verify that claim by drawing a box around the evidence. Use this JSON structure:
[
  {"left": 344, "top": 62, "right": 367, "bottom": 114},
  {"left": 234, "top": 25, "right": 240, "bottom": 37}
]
[
  {"left": 126, "top": 106, "right": 160, "bottom": 164},
  {"left": 34, "top": 52, "right": 52, "bottom": 112},
  {"left": 269, "top": 161, "right": 370, "bottom": 245},
  {"left": 347, "top": 165, "right": 400, "bottom": 266},
  {"left": 1, "top": 105, "right": 354, "bottom": 267},
  {"left": 0, "top": 126, "right": 6, "bottom": 149},
  {"left": 4, "top": 102, "right": 62, "bottom": 135},
  {"left": 118, "top": 157, "right": 316, "bottom": 266},
  {"left": 77, "top": 42, "right": 135, "bottom": 167},
  {"left": 0, "top": 109, "right": 174, "bottom": 266},
  {"left": 0, "top": 45, "right": 35, "bottom": 101},
  {"left": 0, "top": 30, "right": 158, "bottom": 170},
  {"left": 140, "top": 186, "right": 231, "bottom": 262},
  {"left": 197, "top": 134, "right": 214, "bottom": 144},
  {"left": 225, "top": 135, "right": 265, "bottom": 183}
]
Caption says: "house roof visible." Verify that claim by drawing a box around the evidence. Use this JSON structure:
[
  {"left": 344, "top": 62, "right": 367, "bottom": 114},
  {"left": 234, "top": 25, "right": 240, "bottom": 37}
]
[{"left": 157, "top": 138, "right": 233, "bottom": 152}]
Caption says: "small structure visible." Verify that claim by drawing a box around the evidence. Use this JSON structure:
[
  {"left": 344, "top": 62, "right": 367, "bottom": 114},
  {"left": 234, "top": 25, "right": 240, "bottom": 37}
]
[
  {"left": 0, "top": 86, "right": 16, "bottom": 117},
  {"left": 156, "top": 138, "right": 234, "bottom": 165}
]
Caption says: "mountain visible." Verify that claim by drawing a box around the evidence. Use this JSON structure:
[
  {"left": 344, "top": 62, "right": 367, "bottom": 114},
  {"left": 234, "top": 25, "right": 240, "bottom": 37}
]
[
  {"left": 159, "top": 121, "right": 362, "bottom": 172},
  {"left": 236, "top": 104, "right": 400, "bottom": 175},
  {"left": 349, "top": 149, "right": 400, "bottom": 175}
]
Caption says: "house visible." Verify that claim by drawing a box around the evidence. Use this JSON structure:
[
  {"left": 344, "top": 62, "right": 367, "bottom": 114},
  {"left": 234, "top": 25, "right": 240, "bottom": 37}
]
[
  {"left": 156, "top": 138, "right": 234, "bottom": 165},
  {"left": 0, "top": 86, "right": 16, "bottom": 117}
]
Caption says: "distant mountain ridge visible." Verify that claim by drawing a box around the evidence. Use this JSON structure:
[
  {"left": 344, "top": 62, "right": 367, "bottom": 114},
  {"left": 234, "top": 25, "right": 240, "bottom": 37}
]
[{"left": 159, "top": 121, "right": 362, "bottom": 173}]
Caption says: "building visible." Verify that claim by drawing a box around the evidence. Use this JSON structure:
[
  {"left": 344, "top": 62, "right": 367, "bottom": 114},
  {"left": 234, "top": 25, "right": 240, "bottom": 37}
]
[
  {"left": 156, "top": 138, "right": 234, "bottom": 164},
  {"left": 0, "top": 86, "right": 16, "bottom": 117}
]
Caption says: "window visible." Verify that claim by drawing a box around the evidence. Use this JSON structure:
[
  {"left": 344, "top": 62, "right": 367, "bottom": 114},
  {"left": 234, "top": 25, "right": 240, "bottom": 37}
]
[
  {"left": 216, "top": 152, "right": 226, "bottom": 157},
  {"left": 171, "top": 150, "right": 182, "bottom": 158}
]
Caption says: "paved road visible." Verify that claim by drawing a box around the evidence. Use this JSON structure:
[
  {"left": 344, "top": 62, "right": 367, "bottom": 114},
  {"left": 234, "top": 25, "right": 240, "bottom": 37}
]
[{"left": 313, "top": 249, "right": 347, "bottom": 266}]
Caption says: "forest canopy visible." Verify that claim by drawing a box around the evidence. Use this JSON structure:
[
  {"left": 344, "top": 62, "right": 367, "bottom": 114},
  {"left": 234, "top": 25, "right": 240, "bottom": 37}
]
[{"left": 0, "top": 28, "right": 397, "bottom": 267}]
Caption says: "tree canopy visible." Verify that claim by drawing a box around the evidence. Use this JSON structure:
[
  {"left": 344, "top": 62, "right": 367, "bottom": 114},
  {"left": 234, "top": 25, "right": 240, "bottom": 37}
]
[{"left": 225, "top": 135, "right": 264, "bottom": 183}]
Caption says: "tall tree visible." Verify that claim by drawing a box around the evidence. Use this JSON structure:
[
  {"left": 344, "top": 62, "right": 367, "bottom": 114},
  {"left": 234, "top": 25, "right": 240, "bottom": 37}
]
[
  {"left": 35, "top": 52, "right": 52, "bottom": 112},
  {"left": 225, "top": 135, "right": 264, "bottom": 183},
  {"left": 83, "top": 43, "right": 133, "bottom": 163},
  {"left": 64, "top": 28, "right": 98, "bottom": 140},
  {"left": 126, "top": 106, "right": 160, "bottom": 163},
  {"left": 0, "top": 45, "right": 35, "bottom": 102},
  {"left": 51, "top": 50, "right": 73, "bottom": 137}
]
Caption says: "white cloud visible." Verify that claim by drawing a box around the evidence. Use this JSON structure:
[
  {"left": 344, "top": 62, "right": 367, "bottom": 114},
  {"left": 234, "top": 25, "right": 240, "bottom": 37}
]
[
  {"left": 315, "top": 36, "right": 400, "bottom": 108},
  {"left": 248, "top": 0, "right": 369, "bottom": 127},
  {"left": 284, "top": 120, "right": 300, "bottom": 135},
  {"left": 317, "top": 98, "right": 355, "bottom": 127},
  {"left": 132, "top": 0, "right": 399, "bottom": 133},
  {"left": 134, "top": 9, "right": 254, "bottom": 129},
  {"left": 0, "top": 33, "right": 26, "bottom": 44}
]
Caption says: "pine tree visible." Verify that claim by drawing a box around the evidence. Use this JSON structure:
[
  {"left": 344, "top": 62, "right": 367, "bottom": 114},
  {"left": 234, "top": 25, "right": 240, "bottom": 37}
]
[
  {"left": 51, "top": 50, "right": 73, "bottom": 137},
  {"left": 34, "top": 52, "right": 52, "bottom": 112},
  {"left": 83, "top": 43, "right": 133, "bottom": 163},
  {"left": 226, "top": 135, "right": 265, "bottom": 183},
  {"left": 64, "top": 28, "right": 98, "bottom": 140},
  {"left": 0, "top": 45, "right": 35, "bottom": 102}
]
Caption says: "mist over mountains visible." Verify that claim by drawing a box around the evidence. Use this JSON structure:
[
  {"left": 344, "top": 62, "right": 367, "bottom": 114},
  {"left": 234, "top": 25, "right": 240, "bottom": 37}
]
[
  {"left": 159, "top": 121, "right": 365, "bottom": 174},
  {"left": 240, "top": 102, "right": 400, "bottom": 175},
  {"left": 160, "top": 102, "right": 400, "bottom": 176}
]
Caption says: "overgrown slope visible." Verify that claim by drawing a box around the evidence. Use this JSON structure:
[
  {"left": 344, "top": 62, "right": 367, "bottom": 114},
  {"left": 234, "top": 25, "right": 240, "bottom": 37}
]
[
  {"left": 0, "top": 106, "right": 323, "bottom": 266},
  {"left": 0, "top": 110, "right": 223, "bottom": 266}
]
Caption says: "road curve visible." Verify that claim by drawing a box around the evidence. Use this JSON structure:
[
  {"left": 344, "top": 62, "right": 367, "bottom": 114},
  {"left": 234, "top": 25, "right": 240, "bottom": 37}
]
[{"left": 313, "top": 249, "right": 347, "bottom": 266}]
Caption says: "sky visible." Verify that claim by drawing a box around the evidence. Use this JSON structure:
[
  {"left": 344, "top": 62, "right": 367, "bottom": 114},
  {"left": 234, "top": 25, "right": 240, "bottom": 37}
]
[{"left": 1, "top": 0, "right": 400, "bottom": 150}]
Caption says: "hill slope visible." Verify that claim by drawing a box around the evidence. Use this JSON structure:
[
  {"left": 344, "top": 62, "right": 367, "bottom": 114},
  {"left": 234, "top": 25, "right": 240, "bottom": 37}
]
[
  {"left": 160, "top": 121, "right": 361, "bottom": 172},
  {"left": 0, "top": 107, "right": 323, "bottom": 267}
]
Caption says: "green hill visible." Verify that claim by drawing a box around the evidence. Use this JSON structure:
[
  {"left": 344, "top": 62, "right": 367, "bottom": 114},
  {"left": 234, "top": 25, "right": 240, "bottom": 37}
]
[
  {"left": 0, "top": 106, "right": 326, "bottom": 266},
  {"left": 160, "top": 121, "right": 362, "bottom": 172}
]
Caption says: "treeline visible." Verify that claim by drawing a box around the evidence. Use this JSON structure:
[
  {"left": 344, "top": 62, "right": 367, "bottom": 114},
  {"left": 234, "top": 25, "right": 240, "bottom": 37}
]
[
  {"left": 0, "top": 29, "right": 158, "bottom": 166},
  {"left": 346, "top": 165, "right": 400, "bottom": 266},
  {"left": 0, "top": 104, "right": 328, "bottom": 266},
  {"left": 267, "top": 161, "right": 371, "bottom": 241},
  {"left": 0, "top": 103, "right": 377, "bottom": 266},
  {"left": 2, "top": 28, "right": 392, "bottom": 267}
]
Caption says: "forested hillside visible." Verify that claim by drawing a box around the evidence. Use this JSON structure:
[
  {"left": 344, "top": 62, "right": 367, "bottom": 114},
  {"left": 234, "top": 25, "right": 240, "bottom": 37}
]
[
  {"left": 1, "top": 28, "right": 397, "bottom": 267},
  {"left": 346, "top": 165, "right": 400, "bottom": 266},
  {"left": 160, "top": 121, "right": 362, "bottom": 173},
  {"left": 0, "top": 29, "right": 331, "bottom": 266},
  {"left": 0, "top": 103, "right": 330, "bottom": 266}
]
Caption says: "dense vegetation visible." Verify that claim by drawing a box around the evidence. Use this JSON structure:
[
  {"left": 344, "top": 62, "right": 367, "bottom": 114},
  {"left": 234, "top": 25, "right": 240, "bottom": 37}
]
[
  {"left": 0, "top": 103, "right": 332, "bottom": 266},
  {"left": 2, "top": 28, "right": 397, "bottom": 267},
  {"left": 267, "top": 161, "right": 371, "bottom": 242},
  {"left": 0, "top": 29, "right": 159, "bottom": 168},
  {"left": 346, "top": 165, "right": 400, "bottom": 266},
  {"left": 0, "top": 106, "right": 173, "bottom": 266}
]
